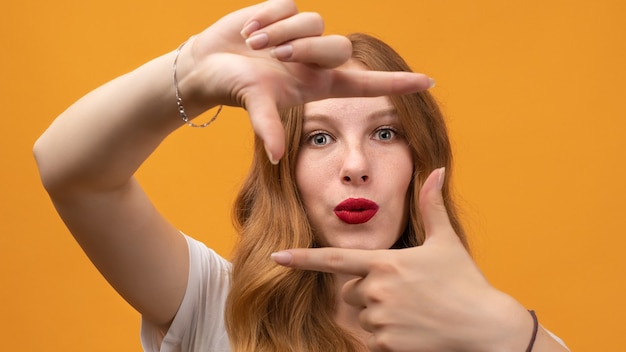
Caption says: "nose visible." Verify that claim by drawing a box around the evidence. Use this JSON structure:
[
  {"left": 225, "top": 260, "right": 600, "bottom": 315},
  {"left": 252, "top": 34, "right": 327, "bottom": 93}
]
[{"left": 340, "top": 143, "right": 370, "bottom": 184}]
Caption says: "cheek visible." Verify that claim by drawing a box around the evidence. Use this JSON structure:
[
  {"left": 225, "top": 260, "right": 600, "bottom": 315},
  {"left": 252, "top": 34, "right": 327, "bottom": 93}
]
[
  {"left": 295, "top": 148, "right": 338, "bottom": 199},
  {"left": 400, "top": 164, "right": 414, "bottom": 195},
  {"left": 393, "top": 151, "right": 414, "bottom": 217},
  {"left": 294, "top": 158, "right": 308, "bottom": 199},
  {"left": 295, "top": 152, "right": 338, "bottom": 235},
  {"left": 388, "top": 147, "right": 414, "bottom": 186},
  {"left": 294, "top": 154, "right": 321, "bottom": 208}
]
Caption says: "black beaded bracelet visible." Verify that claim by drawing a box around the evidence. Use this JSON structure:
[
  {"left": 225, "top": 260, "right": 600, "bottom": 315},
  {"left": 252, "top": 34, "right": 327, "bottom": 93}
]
[{"left": 526, "top": 310, "right": 538, "bottom": 352}]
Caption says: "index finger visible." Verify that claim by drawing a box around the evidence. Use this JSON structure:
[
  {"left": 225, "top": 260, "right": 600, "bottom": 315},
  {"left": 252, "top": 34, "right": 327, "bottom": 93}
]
[
  {"left": 271, "top": 247, "right": 376, "bottom": 277},
  {"left": 327, "top": 69, "right": 435, "bottom": 99}
]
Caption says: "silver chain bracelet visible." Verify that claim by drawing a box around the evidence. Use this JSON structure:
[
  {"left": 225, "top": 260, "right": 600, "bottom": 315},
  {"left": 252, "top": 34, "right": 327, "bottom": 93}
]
[{"left": 173, "top": 40, "right": 223, "bottom": 128}]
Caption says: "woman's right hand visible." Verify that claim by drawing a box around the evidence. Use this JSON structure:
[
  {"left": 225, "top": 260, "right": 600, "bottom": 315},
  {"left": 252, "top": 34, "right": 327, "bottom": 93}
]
[
  {"left": 178, "top": 0, "right": 433, "bottom": 163},
  {"left": 33, "top": 0, "right": 435, "bottom": 330}
]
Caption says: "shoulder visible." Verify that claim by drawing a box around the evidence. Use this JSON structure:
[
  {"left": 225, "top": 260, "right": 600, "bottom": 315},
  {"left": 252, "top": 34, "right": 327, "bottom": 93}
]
[{"left": 141, "top": 234, "right": 232, "bottom": 351}]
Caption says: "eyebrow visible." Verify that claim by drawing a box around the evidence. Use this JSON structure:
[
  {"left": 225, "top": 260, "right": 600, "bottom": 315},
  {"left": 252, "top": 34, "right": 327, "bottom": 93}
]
[{"left": 303, "top": 107, "right": 399, "bottom": 123}]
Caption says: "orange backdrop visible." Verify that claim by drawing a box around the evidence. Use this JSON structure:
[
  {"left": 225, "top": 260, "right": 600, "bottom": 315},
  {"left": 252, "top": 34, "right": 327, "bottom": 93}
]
[{"left": 2, "top": 0, "right": 624, "bottom": 350}]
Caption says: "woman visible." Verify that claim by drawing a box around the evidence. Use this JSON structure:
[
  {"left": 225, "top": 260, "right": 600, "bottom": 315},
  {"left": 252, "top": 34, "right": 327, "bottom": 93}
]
[{"left": 34, "top": 0, "right": 569, "bottom": 351}]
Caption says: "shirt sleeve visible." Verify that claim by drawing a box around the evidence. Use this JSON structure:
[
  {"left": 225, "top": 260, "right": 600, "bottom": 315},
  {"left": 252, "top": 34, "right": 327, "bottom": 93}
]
[
  {"left": 140, "top": 234, "right": 232, "bottom": 352},
  {"left": 545, "top": 326, "right": 570, "bottom": 351}
]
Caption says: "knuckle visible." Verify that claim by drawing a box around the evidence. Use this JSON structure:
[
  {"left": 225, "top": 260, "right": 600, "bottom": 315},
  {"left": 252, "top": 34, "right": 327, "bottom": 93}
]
[
  {"left": 361, "top": 281, "right": 386, "bottom": 303},
  {"left": 330, "top": 37, "right": 352, "bottom": 67},
  {"left": 360, "top": 308, "right": 385, "bottom": 329},
  {"left": 368, "top": 257, "right": 398, "bottom": 274},
  {"left": 282, "top": 0, "right": 299, "bottom": 14},
  {"left": 326, "top": 250, "right": 345, "bottom": 269},
  {"left": 368, "top": 332, "right": 393, "bottom": 352},
  {"left": 269, "top": 0, "right": 298, "bottom": 14},
  {"left": 301, "top": 12, "right": 324, "bottom": 33},
  {"left": 336, "top": 35, "right": 353, "bottom": 54}
]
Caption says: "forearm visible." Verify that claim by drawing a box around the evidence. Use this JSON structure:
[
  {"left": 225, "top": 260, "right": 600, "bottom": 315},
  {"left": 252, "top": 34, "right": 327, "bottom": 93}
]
[{"left": 34, "top": 42, "right": 210, "bottom": 197}]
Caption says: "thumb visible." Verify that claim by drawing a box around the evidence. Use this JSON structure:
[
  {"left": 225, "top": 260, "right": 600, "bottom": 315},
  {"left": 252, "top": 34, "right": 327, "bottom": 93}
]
[
  {"left": 246, "top": 95, "right": 285, "bottom": 165},
  {"left": 419, "top": 167, "right": 455, "bottom": 243}
]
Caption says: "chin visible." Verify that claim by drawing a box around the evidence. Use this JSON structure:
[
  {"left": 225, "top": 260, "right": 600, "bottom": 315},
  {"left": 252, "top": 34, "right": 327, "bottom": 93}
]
[{"left": 320, "top": 235, "right": 399, "bottom": 250}]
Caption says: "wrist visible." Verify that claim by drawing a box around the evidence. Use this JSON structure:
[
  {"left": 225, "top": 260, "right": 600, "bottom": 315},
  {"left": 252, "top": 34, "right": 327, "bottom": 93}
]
[
  {"left": 173, "top": 36, "right": 223, "bottom": 119},
  {"left": 470, "top": 291, "right": 535, "bottom": 352},
  {"left": 173, "top": 38, "right": 223, "bottom": 128}
]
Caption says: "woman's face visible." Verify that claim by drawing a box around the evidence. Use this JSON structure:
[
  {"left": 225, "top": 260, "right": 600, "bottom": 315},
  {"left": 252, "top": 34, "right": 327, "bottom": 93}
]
[{"left": 295, "top": 92, "right": 414, "bottom": 250}]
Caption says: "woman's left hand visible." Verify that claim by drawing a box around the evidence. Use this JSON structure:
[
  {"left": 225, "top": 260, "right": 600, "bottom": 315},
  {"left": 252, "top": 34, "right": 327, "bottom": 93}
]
[{"left": 272, "top": 168, "right": 534, "bottom": 352}]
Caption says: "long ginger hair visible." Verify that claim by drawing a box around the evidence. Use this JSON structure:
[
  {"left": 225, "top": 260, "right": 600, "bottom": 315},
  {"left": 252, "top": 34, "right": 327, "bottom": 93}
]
[{"left": 225, "top": 33, "right": 468, "bottom": 352}]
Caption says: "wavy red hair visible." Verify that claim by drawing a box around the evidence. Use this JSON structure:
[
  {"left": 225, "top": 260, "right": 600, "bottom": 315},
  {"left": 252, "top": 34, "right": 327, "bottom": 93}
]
[{"left": 225, "top": 33, "right": 468, "bottom": 352}]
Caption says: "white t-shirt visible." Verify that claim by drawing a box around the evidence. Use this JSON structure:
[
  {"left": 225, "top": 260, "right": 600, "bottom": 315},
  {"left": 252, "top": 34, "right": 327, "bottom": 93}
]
[
  {"left": 141, "top": 235, "right": 232, "bottom": 352},
  {"left": 140, "top": 235, "right": 569, "bottom": 352}
]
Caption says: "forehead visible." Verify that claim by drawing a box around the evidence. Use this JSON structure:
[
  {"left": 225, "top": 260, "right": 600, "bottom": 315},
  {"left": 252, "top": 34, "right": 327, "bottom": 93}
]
[
  {"left": 304, "top": 94, "right": 393, "bottom": 115},
  {"left": 303, "top": 59, "right": 394, "bottom": 119},
  {"left": 303, "top": 96, "right": 395, "bottom": 126}
]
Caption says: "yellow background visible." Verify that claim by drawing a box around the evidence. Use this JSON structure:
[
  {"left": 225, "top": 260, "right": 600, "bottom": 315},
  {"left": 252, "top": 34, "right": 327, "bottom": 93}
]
[{"left": 2, "top": 0, "right": 624, "bottom": 350}]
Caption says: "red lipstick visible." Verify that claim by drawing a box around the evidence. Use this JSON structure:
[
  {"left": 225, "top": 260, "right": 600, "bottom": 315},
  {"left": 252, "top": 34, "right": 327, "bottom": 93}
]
[{"left": 334, "top": 198, "right": 379, "bottom": 224}]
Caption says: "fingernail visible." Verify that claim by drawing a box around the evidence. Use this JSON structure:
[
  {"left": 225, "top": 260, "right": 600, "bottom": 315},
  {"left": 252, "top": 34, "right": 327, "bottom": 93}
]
[
  {"left": 437, "top": 167, "right": 446, "bottom": 189},
  {"left": 245, "top": 32, "right": 269, "bottom": 50},
  {"left": 240, "top": 21, "right": 260, "bottom": 39},
  {"left": 270, "top": 44, "right": 293, "bottom": 60},
  {"left": 428, "top": 77, "right": 436, "bottom": 89},
  {"left": 271, "top": 251, "right": 292, "bottom": 265},
  {"left": 264, "top": 144, "right": 278, "bottom": 165}
]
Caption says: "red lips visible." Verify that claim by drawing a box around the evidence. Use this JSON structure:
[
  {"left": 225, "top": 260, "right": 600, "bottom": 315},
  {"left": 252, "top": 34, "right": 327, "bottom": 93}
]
[{"left": 334, "top": 198, "right": 379, "bottom": 224}]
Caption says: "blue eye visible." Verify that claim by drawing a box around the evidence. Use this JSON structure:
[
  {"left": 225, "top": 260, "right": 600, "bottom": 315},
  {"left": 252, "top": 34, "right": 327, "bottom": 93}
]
[
  {"left": 308, "top": 132, "right": 332, "bottom": 146},
  {"left": 374, "top": 128, "right": 396, "bottom": 141}
]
